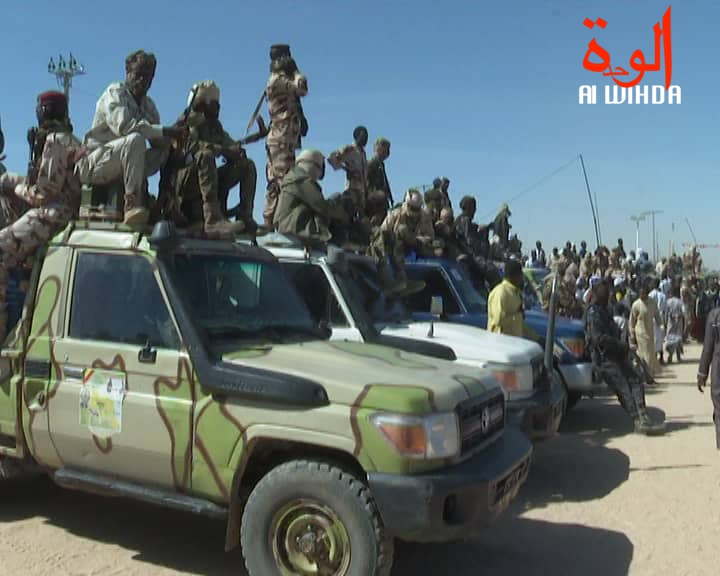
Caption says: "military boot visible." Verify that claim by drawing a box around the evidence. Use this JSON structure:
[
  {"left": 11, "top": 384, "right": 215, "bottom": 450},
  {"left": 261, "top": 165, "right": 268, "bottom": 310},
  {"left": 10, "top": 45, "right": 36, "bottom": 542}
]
[
  {"left": 203, "top": 203, "right": 245, "bottom": 238},
  {"left": 634, "top": 411, "right": 666, "bottom": 436},
  {"left": 123, "top": 192, "right": 149, "bottom": 227}
]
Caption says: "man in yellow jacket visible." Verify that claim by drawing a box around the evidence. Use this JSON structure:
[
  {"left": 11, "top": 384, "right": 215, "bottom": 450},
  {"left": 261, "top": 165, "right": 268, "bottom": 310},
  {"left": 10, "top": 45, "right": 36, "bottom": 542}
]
[{"left": 488, "top": 260, "right": 525, "bottom": 337}]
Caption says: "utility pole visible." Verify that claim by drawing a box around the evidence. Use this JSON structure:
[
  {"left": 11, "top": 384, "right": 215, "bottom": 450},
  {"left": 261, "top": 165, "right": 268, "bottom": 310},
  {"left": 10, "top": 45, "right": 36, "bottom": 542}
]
[
  {"left": 48, "top": 53, "right": 85, "bottom": 102},
  {"left": 642, "top": 209, "right": 663, "bottom": 263},
  {"left": 630, "top": 213, "right": 646, "bottom": 254},
  {"left": 579, "top": 154, "right": 601, "bottom": 248}
]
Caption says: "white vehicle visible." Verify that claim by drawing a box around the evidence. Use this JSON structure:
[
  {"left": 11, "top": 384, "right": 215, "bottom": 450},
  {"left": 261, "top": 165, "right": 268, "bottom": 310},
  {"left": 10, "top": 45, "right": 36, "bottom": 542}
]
[{"left": 260, "top": 235, "right": 566, "bottom": 440}]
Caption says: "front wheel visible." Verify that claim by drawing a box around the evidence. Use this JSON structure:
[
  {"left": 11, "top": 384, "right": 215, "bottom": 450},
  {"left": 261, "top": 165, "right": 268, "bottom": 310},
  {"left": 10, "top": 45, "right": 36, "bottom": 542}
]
[{"left": 241, "top": 460, "right": 394, "bottom": 576}]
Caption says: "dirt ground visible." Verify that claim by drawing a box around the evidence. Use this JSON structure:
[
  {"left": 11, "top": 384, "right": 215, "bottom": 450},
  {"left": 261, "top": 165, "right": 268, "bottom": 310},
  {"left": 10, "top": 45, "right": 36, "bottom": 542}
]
[{"left": 0, "top": 345, "right": 717, "bottom": 576}]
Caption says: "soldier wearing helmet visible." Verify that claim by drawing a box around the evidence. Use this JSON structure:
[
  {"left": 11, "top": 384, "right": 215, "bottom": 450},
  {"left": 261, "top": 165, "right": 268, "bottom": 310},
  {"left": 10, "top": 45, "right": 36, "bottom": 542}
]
[
  {"left": 371, "top": 189, "right": 435, "bottom": 289},
  {"left": 0, "top": 91, "right": 84, "bottom": 341},
  {"left": 172, "top": 80, "right": 257, "bottom": 236},
  {"left": 274, "top": 149, "right": 348, "bottom": 242},
  {"left": 263, "top": 44, "right": 309, "bottom": 229},
  {"left": 77, "top": 50, "right": 184, "bottom": 227}
]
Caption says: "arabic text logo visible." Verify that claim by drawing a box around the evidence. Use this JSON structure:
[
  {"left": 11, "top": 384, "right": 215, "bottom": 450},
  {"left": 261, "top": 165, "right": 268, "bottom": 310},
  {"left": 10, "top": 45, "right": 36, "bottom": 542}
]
[{"left": 579, "top": 6, "right": 681, "bottom": 105}]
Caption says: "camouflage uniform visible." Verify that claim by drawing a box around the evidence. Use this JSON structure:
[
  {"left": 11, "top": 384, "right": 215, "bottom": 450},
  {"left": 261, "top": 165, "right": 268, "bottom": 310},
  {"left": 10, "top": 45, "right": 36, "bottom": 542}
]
[
  {"left": 584, "top": 302, "right": 648, "bottom": 422},
  {"left": 175, "top": 102, "right": 257, "bottom": 233},
  {"left": 365, "top": 143, "right": 393, "bottom": 228},
  {"left": 424, "top": 180, "right": 451, "bottom": 223},
  {"left": 372, "top": 191, "right": 435, "bottom": 285},
  {"left": 0, "top": 130, "right": 82, "bottom": 340},
  {"left": 493, "top": 204, "right": 511, "bottom": 248},
  {"left": 327, "top": 142, "right": 367, "bottom": 218},
  {"left": 263, "top": 47, "right": 308, "bottom": 227},
  {"left": 274, "top": 150, "right": 347, "bottom": 242},
  {"left": 543, "top": 272, "right": 582, "bottom": 318},
  {"left": 77, "top": 81, "right": 169, "bottom": 220}
]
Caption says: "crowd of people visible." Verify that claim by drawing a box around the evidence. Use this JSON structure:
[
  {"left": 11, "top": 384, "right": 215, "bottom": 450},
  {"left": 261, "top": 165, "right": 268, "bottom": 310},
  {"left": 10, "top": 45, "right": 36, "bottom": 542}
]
[
  {"left": 519, "top": 236, "right": 719, "bottom": 440},
  {"left": 525, "top": 238, "right": 710, "bottom": 367}
]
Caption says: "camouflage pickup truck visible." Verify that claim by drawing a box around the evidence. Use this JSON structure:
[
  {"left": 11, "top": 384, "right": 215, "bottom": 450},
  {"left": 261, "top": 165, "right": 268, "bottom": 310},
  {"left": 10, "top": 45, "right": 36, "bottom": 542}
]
[{"left": 0, "top": 222, "right": 532, "bottom": 576}]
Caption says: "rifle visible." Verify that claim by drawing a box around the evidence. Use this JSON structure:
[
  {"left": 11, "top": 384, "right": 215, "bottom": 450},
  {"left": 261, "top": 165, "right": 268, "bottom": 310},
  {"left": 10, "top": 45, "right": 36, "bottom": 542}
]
[
  {"left": 153, "top": 86, "right": 199, "bottom": 221},
  {"left": 245, "top": 91, "right": 266, "bottom": 135},
  {"left": 26, "top": 127, "right": 46, "bottom": 187}
]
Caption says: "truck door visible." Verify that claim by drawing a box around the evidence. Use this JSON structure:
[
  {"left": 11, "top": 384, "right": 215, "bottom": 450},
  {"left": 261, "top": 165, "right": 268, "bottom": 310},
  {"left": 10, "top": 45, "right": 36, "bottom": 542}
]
[{"left": 50, "top": 251, "right": 193, "bottom": 490}]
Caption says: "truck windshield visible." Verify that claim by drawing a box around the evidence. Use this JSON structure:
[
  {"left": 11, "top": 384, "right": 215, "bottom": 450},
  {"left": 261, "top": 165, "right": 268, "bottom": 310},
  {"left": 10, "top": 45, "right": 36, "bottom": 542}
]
[
  {"left": 334, "top": 262, "right": 412, "bottom": 328},
  {"left": 171, "top": 254, "right": 324, "bottom": 343},
  {"left": 442, "top": 263, "right": 488, "bottom": 314}
]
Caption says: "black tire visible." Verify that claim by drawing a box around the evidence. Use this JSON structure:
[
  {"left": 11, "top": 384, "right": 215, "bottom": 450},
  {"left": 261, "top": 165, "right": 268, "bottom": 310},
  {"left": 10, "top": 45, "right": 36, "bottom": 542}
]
[
  {"left": 241, "top": 459, "right": 394, "bottom": 576},
  {"left": 566, "top": 391, "right": 582, "bottom": 411}
]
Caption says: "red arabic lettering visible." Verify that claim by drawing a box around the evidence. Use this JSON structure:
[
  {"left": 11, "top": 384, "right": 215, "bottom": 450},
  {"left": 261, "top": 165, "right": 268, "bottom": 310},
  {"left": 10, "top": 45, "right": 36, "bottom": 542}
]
[{"left": 582, "top": 6, "right": 673, "bottom": 91}]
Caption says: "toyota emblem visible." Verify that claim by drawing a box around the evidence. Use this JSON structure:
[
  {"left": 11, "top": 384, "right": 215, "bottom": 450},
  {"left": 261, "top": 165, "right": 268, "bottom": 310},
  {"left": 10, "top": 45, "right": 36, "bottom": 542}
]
[{"left": 480, "top": 407, "right": 491, "bottom": 434}]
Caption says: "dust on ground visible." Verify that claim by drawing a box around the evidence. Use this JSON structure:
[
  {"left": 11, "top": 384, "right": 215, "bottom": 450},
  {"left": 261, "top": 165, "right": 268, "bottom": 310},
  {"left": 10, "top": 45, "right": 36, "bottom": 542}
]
[{"left": 0, "top": 345, "right": 717, "bottom": 576}]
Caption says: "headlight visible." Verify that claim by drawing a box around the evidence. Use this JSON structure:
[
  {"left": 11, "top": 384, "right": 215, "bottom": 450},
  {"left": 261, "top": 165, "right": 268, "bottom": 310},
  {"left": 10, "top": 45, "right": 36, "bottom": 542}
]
[
  {"left": 492, "top": 370, "right": 519, "bottom": 391},
  {"left": 483, "top": 363, "right": 533, "bottom": 398},
  {"left": 561, "top": 338, "right": 585, "bottom": 358},
  {"left": 371, "top": 412, "right": 460, "bottom": 459}
]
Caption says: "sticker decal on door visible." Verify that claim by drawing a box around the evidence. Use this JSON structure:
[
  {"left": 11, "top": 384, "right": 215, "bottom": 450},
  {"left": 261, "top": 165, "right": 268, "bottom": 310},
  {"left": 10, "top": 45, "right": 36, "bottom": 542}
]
[{"left": 79, "top": 369, "right": 125, "bottom": 438}]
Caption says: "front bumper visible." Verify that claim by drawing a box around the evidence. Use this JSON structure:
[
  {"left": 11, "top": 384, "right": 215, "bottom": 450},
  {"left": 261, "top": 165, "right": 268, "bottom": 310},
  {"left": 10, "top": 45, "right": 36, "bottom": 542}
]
[
  {"left": 507, "top": 376, "right": 566, "bottom": 441},
  {"left": 367, "top": 428, "right": 533, "bottom": 543},
  {"left": 559, "top": 361, "right": 606, "bottom": 393}
]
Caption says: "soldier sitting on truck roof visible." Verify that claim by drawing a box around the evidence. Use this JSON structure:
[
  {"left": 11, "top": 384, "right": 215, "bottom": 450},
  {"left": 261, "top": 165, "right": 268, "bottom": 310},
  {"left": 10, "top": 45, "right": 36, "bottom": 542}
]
[
  {"left": 371, "top": 189, "right": 438, "bottom": 291},
  {"left": 0, "top": 91, "right": 84, "bottom": 342},
  {"left": 171, "top": 81, "right": 258, "bottom": 237},
  {"left": 274, "top": 149, "right": 349, "bottom": 243},
  {"left": 76, "top": 50, "right": 184, "bottom": 227}
]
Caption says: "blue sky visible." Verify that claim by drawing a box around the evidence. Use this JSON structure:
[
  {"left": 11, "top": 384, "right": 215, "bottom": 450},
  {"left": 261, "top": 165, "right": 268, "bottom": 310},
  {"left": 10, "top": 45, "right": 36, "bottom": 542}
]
[{"left": 1, "top": 0, "right": 717, "bottom": 265}]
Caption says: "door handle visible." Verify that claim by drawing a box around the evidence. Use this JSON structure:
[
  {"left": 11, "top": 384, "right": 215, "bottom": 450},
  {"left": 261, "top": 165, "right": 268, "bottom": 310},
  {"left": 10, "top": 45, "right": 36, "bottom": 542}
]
[{"left": 138, "top": 342, "right": 157, "bottom": 364}]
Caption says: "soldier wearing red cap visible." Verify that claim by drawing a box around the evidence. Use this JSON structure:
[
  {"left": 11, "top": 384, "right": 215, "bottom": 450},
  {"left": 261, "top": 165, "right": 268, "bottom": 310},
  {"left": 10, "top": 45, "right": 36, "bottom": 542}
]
[
  {"left": 0, "top": 91, "right": 83, "bottom": 341},
  {"left": 263, "top": 44, "right": 308, "bottom": 229}
]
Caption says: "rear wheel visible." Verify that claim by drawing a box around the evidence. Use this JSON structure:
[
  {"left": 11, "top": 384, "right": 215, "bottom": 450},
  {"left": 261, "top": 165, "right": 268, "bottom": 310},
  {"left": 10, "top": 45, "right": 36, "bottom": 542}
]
[{"left": 241, "top": 459, "right": 394, "bottom": 576}]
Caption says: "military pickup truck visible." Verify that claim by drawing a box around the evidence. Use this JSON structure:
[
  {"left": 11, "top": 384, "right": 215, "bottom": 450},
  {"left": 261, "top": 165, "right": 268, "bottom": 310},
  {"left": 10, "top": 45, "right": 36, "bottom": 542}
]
[
  {"left": 402, "top": 256, "right": 600, "bottom": 410},
  {"left": 261, "top": 235, "right": 565, "bottom": 441},
  {"left": 0, "top": 222, "right": 532, "bottom": 576}
]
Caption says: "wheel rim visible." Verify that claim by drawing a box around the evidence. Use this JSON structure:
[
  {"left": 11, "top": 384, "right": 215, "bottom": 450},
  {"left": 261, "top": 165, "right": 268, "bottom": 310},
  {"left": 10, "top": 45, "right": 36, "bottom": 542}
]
[{"left": 270, "top": 498, "right": 351, "bottom": 576}]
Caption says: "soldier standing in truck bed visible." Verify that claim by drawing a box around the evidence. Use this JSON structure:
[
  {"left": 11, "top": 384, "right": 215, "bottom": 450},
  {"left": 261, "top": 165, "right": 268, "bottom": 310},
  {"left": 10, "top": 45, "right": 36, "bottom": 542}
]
[
  {"left": 0, "top": 91, "right": 83, "bottom": 341},
  {"left": 365, "top": 137, "right": 393, "bottom": 229},
  {"left": 263, "top": 45, "right": 308, "bottom": 229}
]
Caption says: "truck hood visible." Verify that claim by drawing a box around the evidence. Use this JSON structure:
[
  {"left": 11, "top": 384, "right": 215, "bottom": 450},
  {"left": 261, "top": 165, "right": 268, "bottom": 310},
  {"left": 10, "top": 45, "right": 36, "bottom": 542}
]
[
  {"left": 218, "top": 340, "right": 500, "bottom": 412},
  {"left": 525, "top": 309, "right": 585, "bottom": 337},
  {"left": 379, "top": 321, "right": 543, "bottom": 367}
]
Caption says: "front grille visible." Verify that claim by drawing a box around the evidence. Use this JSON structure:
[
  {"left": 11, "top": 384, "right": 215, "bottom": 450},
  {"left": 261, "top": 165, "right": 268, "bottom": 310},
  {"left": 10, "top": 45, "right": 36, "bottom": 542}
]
[
  {"left": 457, "top": 393, "right": 504, "bottom": 454},
  {"left": 532, "top": 356, "right": 549, "bottom": 390}
]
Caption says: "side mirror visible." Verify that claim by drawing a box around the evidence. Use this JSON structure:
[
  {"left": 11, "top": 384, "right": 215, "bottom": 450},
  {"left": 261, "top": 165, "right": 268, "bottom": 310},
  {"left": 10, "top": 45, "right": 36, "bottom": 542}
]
[
  {"left": 318, "top": 320, "right": 332, "bottom": 339},
  {"left": 430, "top": 295, "right": 444, "bottom": 317},
  {"left": 326, "top": 246, "right": 348, "bottom": 273}
]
